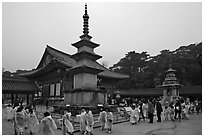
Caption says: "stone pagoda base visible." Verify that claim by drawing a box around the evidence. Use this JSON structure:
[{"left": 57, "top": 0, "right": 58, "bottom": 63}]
[
  {"left": 63, "top": 88, "right": 107, "bottom": 106},
  {"left": 161, "top": 88, "right": 180, "bottom": 106}
]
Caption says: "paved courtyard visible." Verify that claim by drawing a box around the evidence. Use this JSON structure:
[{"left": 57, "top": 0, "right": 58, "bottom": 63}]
[{"left": 2, "top": 106, "right": 202, "bottom": 135}]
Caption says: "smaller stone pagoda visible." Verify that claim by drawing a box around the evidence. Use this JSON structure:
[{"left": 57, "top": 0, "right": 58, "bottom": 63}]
[{"left": 159, "top": 67, "right": 182, "bottom": 106}]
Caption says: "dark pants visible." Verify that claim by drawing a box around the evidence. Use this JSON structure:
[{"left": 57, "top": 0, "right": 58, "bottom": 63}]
[
  {"left": 174, "top": 110, "right": 181, "bottom": 120},
  {"left": 148, "top": 112, "right": 153, "bottom": 123},
  {"left": 196, "top": 107, "right": 200, "bottom": 115},
  {"left": 138, "top": 112, "right": 145, "bottom": 122},
  {"left": 157, "top": 112, "right": 161, "bottom": 122}
]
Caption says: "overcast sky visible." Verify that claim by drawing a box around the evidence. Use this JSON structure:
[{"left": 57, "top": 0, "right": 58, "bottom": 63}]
[{"left": 2, "top": 2, "right": 202, "bottom": 72}]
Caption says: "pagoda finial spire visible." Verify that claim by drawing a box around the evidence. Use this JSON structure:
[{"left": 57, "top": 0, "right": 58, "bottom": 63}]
[
  {"left": 85, "top": 3, "right": 87, "bottom": 14},
  {"left": 83, "top": 3, "right": 89, "bottom": 35}
]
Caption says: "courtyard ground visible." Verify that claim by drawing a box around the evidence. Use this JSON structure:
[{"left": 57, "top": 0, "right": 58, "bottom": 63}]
[{"left": 2, "top": 105, "right": 202, "bottom": 135}]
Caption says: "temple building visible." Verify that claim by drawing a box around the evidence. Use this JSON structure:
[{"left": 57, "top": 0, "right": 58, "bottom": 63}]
[
  {"left": 20, "top": 4, "right": 129, "bottom": 105},
  {"left": 2, "top": 73, "right": 40, "bottom": 106}
]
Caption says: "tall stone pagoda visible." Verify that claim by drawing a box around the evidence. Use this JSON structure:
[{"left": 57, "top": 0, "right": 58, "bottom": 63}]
[
  {"left": 160, "top": 67, "right": 182, "bottom": 106},
  {"left": 63, "top": 4, "right": 107, "bottom": 106}
]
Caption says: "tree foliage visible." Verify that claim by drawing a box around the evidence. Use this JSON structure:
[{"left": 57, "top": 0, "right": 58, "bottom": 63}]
[{"left": 110, "top": 42, "right": 202, "bottom": 89}]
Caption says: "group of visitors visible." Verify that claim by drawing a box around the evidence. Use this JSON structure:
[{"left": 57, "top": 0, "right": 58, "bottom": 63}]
[
  {"left": 128, "top": 97, "right": 202, "bottom": 125},
  {"left": 76, "top": 107, "right": 113, "bottom": 135},
  {"left": 98, "top": 108, "right": 113, "bottom": 134},
  {"left": 5, "top": 101, "right": 114, "bottom": 135},
  {"left": 4, "top": 96, "right": 201, "bottom": 135},
  {"left": 5, "top": 99, "right": 58, "bottom": 135},
  {"left": 6, "top": 103, "right": 39, "bottom": 135},
  {"left": 76, "top": 108, "right": 94, "bottom": 135}
]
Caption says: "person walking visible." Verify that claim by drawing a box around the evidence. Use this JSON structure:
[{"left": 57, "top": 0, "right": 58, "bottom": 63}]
[
  {"left": 27, "top": 108, "right": 39, "bottom": 135},
  {"left": 181, "top": 106, "right": 189, "bottom": 120},
  {"left": 143, "top": 101, "right": 148, "bottom": 119},
  {"left": 62, "top": 110, "right": 74, "bottom": 135},
  {"left": 39, "top": 112, "right": 57, "bottom": 135},
  {"left": 98, "top": 108, "right": 107, "bottom": 130},
  {"left": 24, "top": 106, "right": 30, "bottom": 130},
  {"left": 105, "top": 108, "right": 113, "bottom": 134},
  {"left": 130, "top": 105, "right": 138, "bottom": 124},
  {"left": 12, "top": 103, "right": 20, "bottom": 135},
  {"left": 138, "top": 101, "right": 145, "bottom": 122},
  {"left": 6, "top": 104, "right": 14, "bottom": 121},
  {"left": 174, "top": 99, "right": 182, "bottom": 122},
  {"left": 79, "top": 109, "right": 87, "bottom": 134},
  {"left": 156, "top": 99, "right": 163, "bottom": 122},
  {"left": 163, "top": 106, "right": 169, "bottom": 121},
  {"left": 169, "top": 105, "right": 175, "bottom": 121},
  {"left": 147, "top": 99, "right": 154, "bottom": 123},
  {"left": 85, "top": 110, "right": 94, "bottom": 135},
  {"left": 195, "top": 100, "right": 201, "bottom": 115},
  {"left": 13, "top": 106, "right": 26, "bottom": 135}
]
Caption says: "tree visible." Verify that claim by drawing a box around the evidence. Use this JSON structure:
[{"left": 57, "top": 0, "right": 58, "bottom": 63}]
[
  {"left": 110, "top": 51, "right": 154, "bottom": 89},
  {"left": 110, "top": 42, "right": 202, "bottom": 89}
]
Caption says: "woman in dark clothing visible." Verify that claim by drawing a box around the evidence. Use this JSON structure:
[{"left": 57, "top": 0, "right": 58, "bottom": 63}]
[
  {"left": 174, "top": 99, "right": 182, "bottom": 122},
  {"left": 138, "top": 101, "right": 145, "bottom": 122},
  {"left": 195, "top": 100, "right": 202, "bottom": 115},
  {"left": 148, "top": 99, "right": 154, "bottom": 123},
  {"left": 156, "top": 100, "right": 163, "bottom": 122}
]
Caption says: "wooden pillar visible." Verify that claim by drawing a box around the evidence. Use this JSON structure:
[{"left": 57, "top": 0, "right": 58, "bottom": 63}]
[
  {"left": 27, "top": 94, "right": 29, "bottom": 105},
  {"left": 11, "top": 94, "right": 14, "bottom": 106},
  {"left": 54, "top": 84, "right": 56, "bottom": 98}
]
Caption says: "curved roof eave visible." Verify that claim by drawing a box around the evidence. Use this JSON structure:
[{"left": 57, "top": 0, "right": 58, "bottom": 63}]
[{"left": 19, "top": 58, "right": 67, "bottom": 77}]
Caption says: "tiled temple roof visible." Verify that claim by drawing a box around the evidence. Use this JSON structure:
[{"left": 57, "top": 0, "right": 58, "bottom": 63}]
[
  {"left": 37, "top": 45, "right": 76, "bottom": 69},
  {"left": 20, "top": 45, "right": 129, "bottom": 79},
  {"left": 2, "top": 74, "right": 40, "bottom": 93}
]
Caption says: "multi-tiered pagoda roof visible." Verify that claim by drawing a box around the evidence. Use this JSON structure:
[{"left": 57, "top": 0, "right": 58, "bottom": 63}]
[{"left": 160, "top": 68, "right": 182, "bottom": 88}]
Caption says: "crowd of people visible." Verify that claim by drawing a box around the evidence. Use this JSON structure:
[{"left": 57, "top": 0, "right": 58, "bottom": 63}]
[
  {"left": 75, "top": 107, "right": 114, "bottom": 134},
  {"left": 4, "top": 100, "right": 115, "bottom": 135},
  {"left": 5, "top": 99, "right": 58, "bottom": 135},
  {"left": 5, "top": 103, "right": 39, "bottom": 135},
  {"left": 4, "top": 97, "right": 201, "bottom": 135},
  {"left": 128, "top": 97, "right": 202, "bottom": 125}
]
